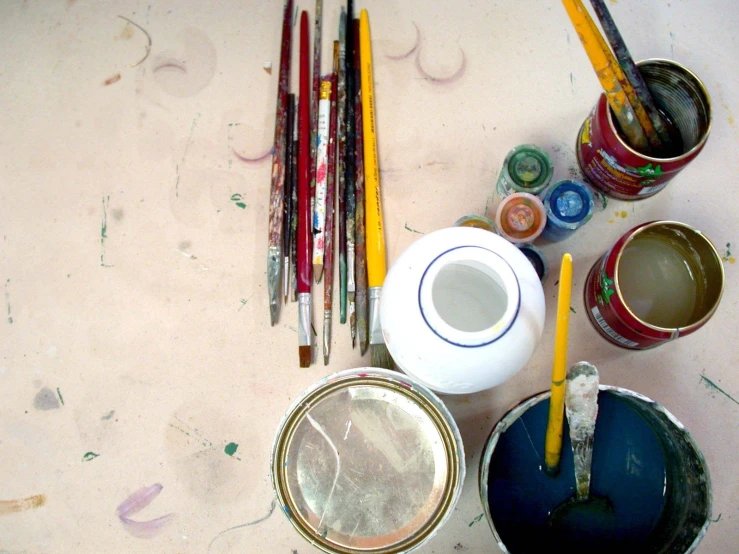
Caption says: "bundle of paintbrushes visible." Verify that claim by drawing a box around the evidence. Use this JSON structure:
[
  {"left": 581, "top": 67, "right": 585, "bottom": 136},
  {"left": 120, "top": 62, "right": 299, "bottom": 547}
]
[
  {"left": 562, "top": 0, "right": 677, "bottom": 157},
  {"left": 264, "top": 0, "right": 393, "bottom": 370}
]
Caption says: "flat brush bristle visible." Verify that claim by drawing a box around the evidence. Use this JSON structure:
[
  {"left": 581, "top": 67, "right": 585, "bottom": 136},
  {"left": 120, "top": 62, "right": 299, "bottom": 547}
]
[
  {"left": 370, "top": 343, "right": 394, "bottom": 370},
  {"left": 299, "top": 345, "right": 312, "bottom": 368}
]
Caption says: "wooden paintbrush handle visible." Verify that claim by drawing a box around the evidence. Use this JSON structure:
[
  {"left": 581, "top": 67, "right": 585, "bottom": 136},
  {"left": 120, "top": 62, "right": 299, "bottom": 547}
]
[{"left": 297, "top": 11, "right": 312, "bottom": 294}]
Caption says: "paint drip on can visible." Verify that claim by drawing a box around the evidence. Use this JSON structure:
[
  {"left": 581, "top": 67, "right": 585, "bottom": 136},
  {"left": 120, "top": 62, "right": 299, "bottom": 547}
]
[
  {"left": 496, "top": 145, "right": 554, "bottom": 198},
  {"left": 540, "top": 180, "right": 594, "bottom": 242}
]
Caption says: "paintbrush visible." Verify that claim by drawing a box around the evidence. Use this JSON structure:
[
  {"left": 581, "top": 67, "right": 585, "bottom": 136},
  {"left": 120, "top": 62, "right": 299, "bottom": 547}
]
[
  {"left": 323, "top": 44, "right": 339, "bottom": 365},
  {"left": 359, "top": 10, "right": 393, "bottom": 369},
  {"left": 544, "top": 253, "right": 573, "bottom": 475},
  {"left": 353, "top": 18, "right": 369, "bottom": 356},
  {"left": 283, "top": 93, "right": 296, "bottom": 304},
  {"left": 297, "top": 11, "right": 313, "bottom": 368},
  {"left": 589, "top": 0, "right": 675, "bottom": 154},
  {"left": 267, "top": 0, "right": 294, "bottom": 326},
  {"left": 290, "top": 95, "right": 299, "bottom": 302},
  {"left": 310, "top": 0, "right": 323, "bottom": 223},
  {"left": 313, "top": 80, "right": 331, "bottom": 283},
  {"left": 561, "top": 0, "right": 648, "bottom": 152},
  {"left": 337, "top": 9, "right": 348, "bottom": 325},
  {"left": 345, "top": 0, "right": 357, "bottom": 348}
]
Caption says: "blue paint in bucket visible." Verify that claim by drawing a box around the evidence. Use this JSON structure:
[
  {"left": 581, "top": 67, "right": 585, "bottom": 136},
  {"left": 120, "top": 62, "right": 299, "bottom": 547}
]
[
  {"left": 541, "top": 180, "right": 594, "bottom": 242},
  {"left": 486, "top": 391, "right": 668, "bottom": 553}
]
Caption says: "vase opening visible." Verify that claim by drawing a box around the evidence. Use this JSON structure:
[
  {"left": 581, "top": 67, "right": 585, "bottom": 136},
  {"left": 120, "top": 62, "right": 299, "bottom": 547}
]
[
  {"left": 432, "top": 262, "right": 508, "bottom": 332},
  {"left": 418, "top": 246, "right": 521, "bottom": 347}
]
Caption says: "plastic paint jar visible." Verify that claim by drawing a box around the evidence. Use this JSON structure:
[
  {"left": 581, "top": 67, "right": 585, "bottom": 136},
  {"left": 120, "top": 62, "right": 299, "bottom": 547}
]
[
  {"left": 517, "top": 244, "right": 549, "bottom": 284},
  {"left": 380, "top": 227, "right": 546, "bottom": 394},
  {"left": 495, "top": 193, "right": 547, "bottom": 244},
  {"left": 540, "top": 180, "right": 594, "bottom": 242},
  {"left": 479, "top": 386, "right": 712, "bottom": 553},
  {"left": 271, "top": 368, "right": 465, "bottom": 553},
  {"left": 496, "top": 144, "right": 554, "bottom": 198},
  {"left": 454, "top": 214, "right": 496, "bottom": 232},
  {"left": 577, "top": 59, "right": 711, "bottom": 200},
  {"left": 583, "top": 221, "right": 724, "bottom": 349}
]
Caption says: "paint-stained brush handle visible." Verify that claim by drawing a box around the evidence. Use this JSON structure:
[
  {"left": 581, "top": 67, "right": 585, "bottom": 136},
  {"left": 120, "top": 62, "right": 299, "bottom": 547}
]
[
  {"left": 359, "top": 10, "right": 387, "bottom": 288},
  {"left": 297, "top": 12, "right": 312, "bottom": 294},
  {"left": 561, "top": 0, "right": 648, "bottom": 152}
]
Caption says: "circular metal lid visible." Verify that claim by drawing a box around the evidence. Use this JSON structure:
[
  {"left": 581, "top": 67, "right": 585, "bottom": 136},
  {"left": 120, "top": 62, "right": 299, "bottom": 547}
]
[
  {"left": 507, "top": 147, "right": 552, "bottom": 188},
  {"left": 271, "top": 369, "right": 464, "bottom": 554}
]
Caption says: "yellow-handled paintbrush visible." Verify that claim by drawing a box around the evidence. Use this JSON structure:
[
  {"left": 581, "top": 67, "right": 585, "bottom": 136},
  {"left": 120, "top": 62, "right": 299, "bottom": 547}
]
[
  {"left": 562, "top": 0, "right": 650, "bottom": 152},
  {"left": 359, "top": 9, "right": 393, "bottom": 370},
  {"left": 544, "top": 253, "right": 573, "bottom": 475}
]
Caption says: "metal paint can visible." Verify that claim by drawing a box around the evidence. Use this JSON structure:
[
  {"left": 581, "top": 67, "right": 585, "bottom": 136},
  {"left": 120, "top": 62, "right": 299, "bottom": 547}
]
[
  {"left": 454, "top": 214, "right": 496, "bottom": 232},
  {"left": 494, "top": 193, "right": 547, "bottom": 244},
  {"left": 496, "top": 145, "right": 554, "bottom": 198},
  {"left": 271, "top": 367, "right": 465, "bottom": 553},
  {"left": 577, "top": 59, "right": 711, "bottom": 200},
  {"left": 517, "top": 243, "right": 549, "bottom": 284},
  {"left": 540, "top": 180, "right": 594, "bottom": 242},
  {"left": 584, "top": 221, "right": 724, "bottom": 350},
  {"left": 479, "top": 385, "right": 712, "bottom": 553}
]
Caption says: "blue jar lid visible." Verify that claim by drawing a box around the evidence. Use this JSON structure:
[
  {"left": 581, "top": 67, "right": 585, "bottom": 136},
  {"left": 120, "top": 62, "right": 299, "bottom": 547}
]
[{"left": 543, "top": 180, "right": 594, "bottom": 231}]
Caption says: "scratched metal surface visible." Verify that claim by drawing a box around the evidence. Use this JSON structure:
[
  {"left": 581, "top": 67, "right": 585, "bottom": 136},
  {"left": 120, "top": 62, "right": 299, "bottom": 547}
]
[{"left": 0, "top": 1, "right": 737, "bottom": 553}]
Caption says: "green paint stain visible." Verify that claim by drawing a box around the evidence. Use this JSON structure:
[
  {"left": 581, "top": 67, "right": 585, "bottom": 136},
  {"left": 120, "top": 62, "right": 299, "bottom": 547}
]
[
  {"left": 700, "top": 375, "right": 739, "bottom": 406},
  {"left": 235, "top": 202, "right": 246, "bottom": 209},
  {"left": 570, "top": 306, "right": 576, "bottom": 314},
  {"left": 404, "top": 223, "right": 424, "bottom": 234},
  {"left": 231, "top": 193, "right": 247, "bottom": 209},
  {"left": 239, "top": 298, "right": 248, "bottom": 311},
  {"left": 56, "top": 387, "right": 64, "bottom": 405},
  {"left": 82, "top": 452, "right": 100, "bottom": 462},
  {"left": 100, "top": 196, "right": 113, "bottom": 267},
  {"left": 224, "top": 442, "right": 239, "bottom": 456},
  {"left": 468, "top": 513, "right": 485, "bottom": 527},
  {"left": 5, "top": 283, "right": 12, "bottom": 324}
]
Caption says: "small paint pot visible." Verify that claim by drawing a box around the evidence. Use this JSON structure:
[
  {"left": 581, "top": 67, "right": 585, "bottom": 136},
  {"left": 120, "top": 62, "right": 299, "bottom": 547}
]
[
  {"left": 540, "top": 180, "right": 594, "bottom": 241},
  {"left": 380, "top": 227, "right": 545, "bottom": 394},
  {"left": 479, "top": 386, "right": 712, "bottom": 553},
  {"left": 517, "top": 243, "right": 549, "bottom": 284},
  {"left": 584, "top": 221, "right": 724, "bottom": 349},
  {"left": 454, "top": 214, "right": 496, "bottom": 232},
  {"left": 577, "top": 59, "right": 711, "bottom": 200},
  {"left": 494, "top": 193, "right": 547, "bottom": 244},
  {"left": 271, "top": 367, "right": 465, "bottom": 554},
  {"left": 496, "top": 144, "right": 554, "bottom": 198}
]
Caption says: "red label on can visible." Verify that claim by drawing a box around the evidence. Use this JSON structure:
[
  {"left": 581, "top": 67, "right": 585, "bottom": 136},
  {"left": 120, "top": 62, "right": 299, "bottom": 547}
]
[{"left": 577, "top": 96, "right": 702, "bottom": 200}]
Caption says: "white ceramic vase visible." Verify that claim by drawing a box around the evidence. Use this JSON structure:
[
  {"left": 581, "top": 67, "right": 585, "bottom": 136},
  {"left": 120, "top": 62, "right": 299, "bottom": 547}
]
[{"left": 380, "top": 227, "right": 546, "bottom": 394}]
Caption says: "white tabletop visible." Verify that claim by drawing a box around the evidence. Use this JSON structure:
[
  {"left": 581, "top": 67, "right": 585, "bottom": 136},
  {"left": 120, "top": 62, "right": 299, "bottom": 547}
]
[{"left": 1, "top": 0, "right": 737, "bottom": 552}]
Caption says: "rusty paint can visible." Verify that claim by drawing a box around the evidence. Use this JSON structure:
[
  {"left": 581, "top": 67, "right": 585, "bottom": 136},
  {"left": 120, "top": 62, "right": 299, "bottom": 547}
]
[
  {"left": 577, "top": 59, "right": 711, "bottom": 200},
  {"left": 584, "top": 221, "right": 724, "bottom": 349}
]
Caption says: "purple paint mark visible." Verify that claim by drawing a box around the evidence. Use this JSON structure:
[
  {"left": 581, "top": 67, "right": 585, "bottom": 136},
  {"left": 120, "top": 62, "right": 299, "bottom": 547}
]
[
  {"left": 116, "top": 484, "right": 174, "bottom": 539},
  {"left": 386, "top": 22, "right": 420, "bottom": 60},
  {"left": 415, "top": 47, "right": 466, "bottom": 84},
  {"left": 153, "top": 60, "right": 188, "bottom": 73},
  {"left": 233, "top": 147, "right": 275, "bottom": 164}
]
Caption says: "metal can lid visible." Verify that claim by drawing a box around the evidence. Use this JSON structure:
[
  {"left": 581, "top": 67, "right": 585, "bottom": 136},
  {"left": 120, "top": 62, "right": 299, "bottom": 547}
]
[
  {"left": 505, "top": 145, "right": 553, "bottom": 191},
  {"left": 271, "top": 368, "right": 464, "bottom": 554},
  {"left": 495, "top": 193, "right": 547, "bottom": 244},
  {"left": 544, "top": 180, "right": 594, "bottom": 228}
]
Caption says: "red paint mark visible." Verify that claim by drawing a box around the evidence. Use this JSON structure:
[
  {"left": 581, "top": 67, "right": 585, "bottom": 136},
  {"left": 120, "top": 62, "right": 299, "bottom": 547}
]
[{"left": 104, "top": 73, "right": 122, "bottom": 86}]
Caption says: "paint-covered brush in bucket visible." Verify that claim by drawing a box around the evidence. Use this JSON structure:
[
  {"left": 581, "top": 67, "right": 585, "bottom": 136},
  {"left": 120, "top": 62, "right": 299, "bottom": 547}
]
[
  {"left": 584, "top": 221, "right": 724, "bottom": 349},
  {"left": 479, "top": 383, "right": 712, "bottom": 553},
  {"left": 577, "top": 59, "right": 711, "bottom": 199}
]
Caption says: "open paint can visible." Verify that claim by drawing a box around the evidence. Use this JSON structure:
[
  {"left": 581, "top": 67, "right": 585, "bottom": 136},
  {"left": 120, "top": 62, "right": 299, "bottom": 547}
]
[
  {"left": 271, "top": 368, "right": 465, "bottom": 553},
  {"left": 584, "top": 221, "right": 724, "bottom": 349},
  {"left": 479, "top": 386, "right": 711, "bottom": 553},
  {"left": 577, "top": 59, "right": 711, "bottom": 200}
]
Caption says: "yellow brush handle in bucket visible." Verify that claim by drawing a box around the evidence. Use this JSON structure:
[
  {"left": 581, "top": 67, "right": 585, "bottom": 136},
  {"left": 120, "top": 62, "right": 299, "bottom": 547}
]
[
  {"left": 359, "top": 9, "right": 386, "bottom": 288},
  {"left": 544, "top": 253, "right": 573, "bottom": 473}
]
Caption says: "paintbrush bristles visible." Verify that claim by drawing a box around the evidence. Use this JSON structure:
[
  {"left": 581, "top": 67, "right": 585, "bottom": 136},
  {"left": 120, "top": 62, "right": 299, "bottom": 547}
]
[
  {"left": 299, "top": 345, "right": 312, "bottom": 368},
  {"left": 370, "top": 343, "right": 394, "bottom": 370}
]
